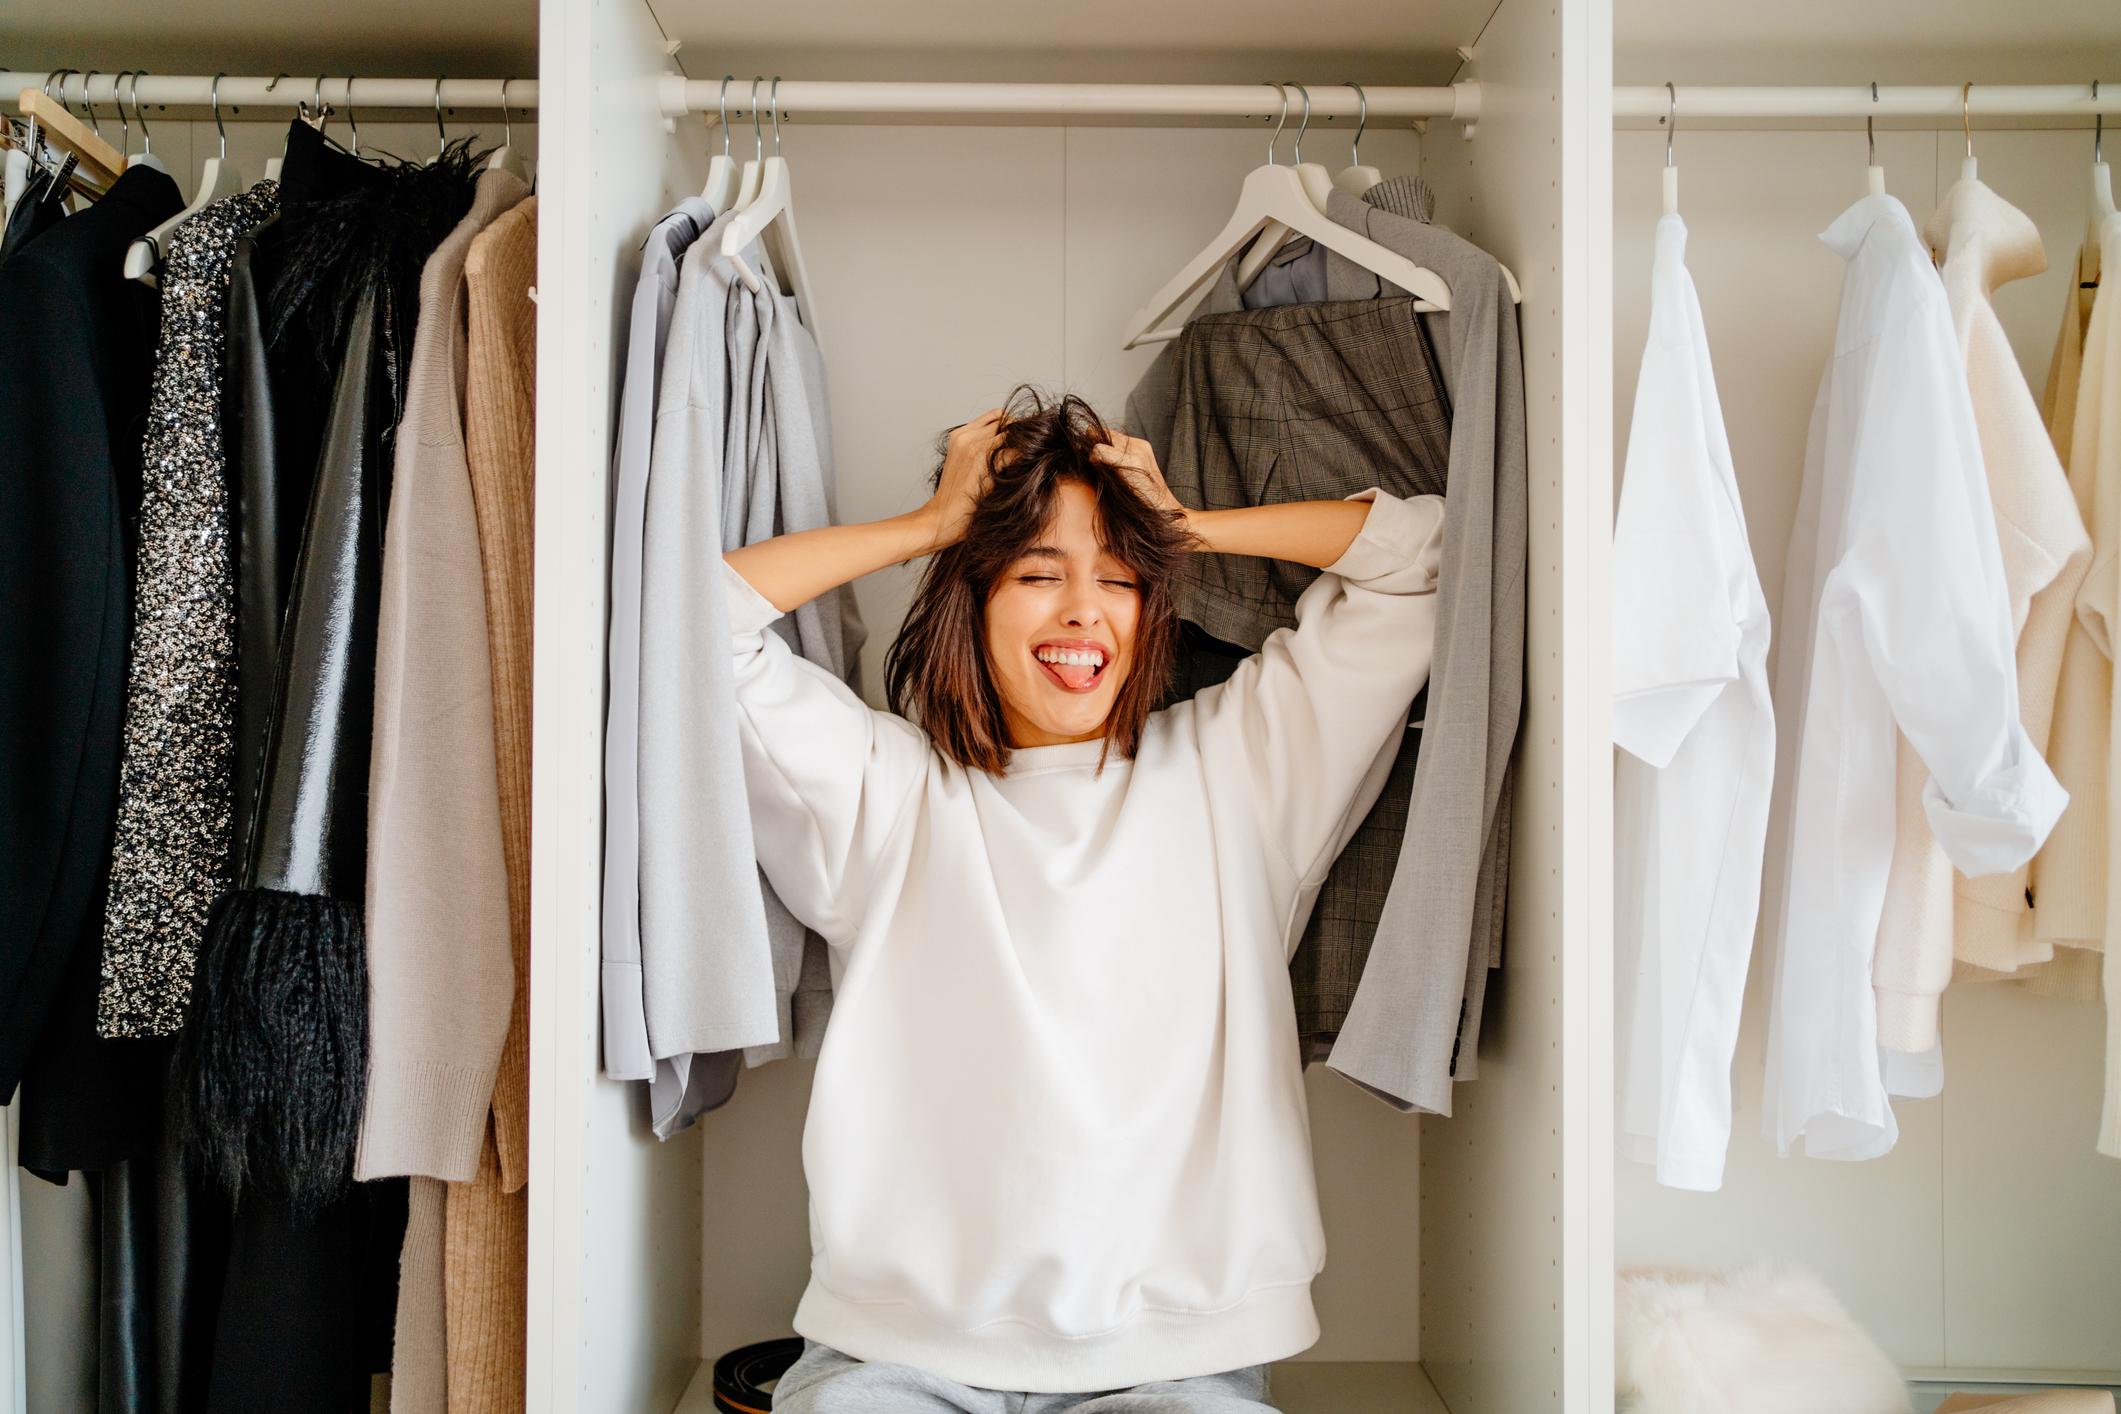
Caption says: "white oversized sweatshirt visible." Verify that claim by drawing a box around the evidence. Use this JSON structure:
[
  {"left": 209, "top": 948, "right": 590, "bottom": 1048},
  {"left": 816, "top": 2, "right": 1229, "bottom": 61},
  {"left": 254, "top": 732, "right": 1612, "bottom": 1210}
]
[{"left": 722, "top": 485, "right": 1444, "bottom": 1392}]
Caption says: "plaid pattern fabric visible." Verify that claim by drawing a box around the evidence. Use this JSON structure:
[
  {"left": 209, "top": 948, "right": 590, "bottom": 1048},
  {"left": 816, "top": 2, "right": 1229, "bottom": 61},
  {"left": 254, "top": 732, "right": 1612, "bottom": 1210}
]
[
  {"left": 1156, "top": 300, "right": 1451, "bottom": 1044},
  {"left": 1165, "top": 298, "right": 1452, "bottom": 652}
]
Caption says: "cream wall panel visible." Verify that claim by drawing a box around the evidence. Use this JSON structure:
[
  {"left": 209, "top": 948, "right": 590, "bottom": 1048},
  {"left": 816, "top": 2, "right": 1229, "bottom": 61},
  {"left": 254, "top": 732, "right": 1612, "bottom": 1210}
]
[{"left": 1611, "top": 124, "right": 2121, "bottom": 1378}]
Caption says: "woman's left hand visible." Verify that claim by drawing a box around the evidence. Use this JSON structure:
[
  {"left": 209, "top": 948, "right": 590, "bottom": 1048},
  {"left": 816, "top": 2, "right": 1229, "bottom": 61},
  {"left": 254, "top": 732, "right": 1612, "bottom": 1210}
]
[{"left": 1091, "top": 430, "right": 1190, "bottom": 525}]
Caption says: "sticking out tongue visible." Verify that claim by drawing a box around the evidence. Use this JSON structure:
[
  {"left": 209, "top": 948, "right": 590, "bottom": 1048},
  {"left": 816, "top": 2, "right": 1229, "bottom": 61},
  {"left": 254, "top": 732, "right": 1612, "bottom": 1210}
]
[{"left": 1050, "top": 659, "right": 1098, "bottom": 690}]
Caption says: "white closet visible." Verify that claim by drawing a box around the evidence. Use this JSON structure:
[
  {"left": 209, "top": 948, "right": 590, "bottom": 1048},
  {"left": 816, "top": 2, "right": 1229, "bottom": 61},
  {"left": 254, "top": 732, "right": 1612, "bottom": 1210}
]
[
  {"left": 1598, "top": 1, "right": 2121, "bottom": 1409},
  {"left": 531, "top": 2, "right": 1599, "bottom": 1413}
]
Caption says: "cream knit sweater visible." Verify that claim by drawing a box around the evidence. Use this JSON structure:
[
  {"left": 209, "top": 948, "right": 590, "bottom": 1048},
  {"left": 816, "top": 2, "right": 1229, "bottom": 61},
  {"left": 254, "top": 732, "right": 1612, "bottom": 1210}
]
[{"left": 1869, "top": 181, "right": 2089, "bottom": 1053}]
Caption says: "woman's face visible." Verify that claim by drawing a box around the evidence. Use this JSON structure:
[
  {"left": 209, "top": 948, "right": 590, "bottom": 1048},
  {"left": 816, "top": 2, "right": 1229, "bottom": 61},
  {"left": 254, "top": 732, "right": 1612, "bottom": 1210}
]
[{"left": 984, "top": 479, "right": 1143, "bottom": 748}]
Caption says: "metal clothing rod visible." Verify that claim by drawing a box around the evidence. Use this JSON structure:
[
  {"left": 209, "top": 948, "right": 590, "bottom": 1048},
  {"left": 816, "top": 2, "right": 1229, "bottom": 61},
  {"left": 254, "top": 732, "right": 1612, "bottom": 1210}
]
[
  {"left": 659, "top": 78, "right": 1477, "bottom": 126},
  {"left": 1615, "top": 83, "right": 2118, "bottom": 121},
  {"left": 1, "top": 72, "right": 537, "bottom": 113}
]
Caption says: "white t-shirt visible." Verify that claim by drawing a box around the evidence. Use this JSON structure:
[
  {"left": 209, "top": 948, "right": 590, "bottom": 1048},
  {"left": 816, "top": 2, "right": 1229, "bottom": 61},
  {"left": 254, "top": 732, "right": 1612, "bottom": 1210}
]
[
  {"left": 1613, "top": 212, "right": 1775, "bottom": 1192},
  {"left": 723, "top": 487, "right": 1444, "bottom": 1391}
]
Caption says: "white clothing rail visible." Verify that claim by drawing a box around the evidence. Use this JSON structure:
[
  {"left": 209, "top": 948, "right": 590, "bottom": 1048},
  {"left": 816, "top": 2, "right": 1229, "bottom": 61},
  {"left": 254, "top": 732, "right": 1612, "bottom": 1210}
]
[
  {"left": 1615, "top": 82, "right": 2118, "bottom": 121},
  {"left": 1, "top": 72, "right": 537, "bottom": 113},
  {"left": 659, "top": 78, "right": 1478, "bottom": 126}
]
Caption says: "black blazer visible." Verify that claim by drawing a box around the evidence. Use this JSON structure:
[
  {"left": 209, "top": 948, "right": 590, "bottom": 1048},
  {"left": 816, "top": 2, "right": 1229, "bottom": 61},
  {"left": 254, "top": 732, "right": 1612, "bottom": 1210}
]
[{"left": 0, "top": 165, "right": 183, "bottom": 1100}]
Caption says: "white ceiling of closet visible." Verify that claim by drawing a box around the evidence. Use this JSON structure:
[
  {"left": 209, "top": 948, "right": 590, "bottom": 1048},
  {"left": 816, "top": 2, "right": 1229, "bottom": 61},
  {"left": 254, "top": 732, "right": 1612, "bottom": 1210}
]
[
  {"left": 4, "top": 0, "right": 537, "bottom": 79},
  {"left": 1618, "top": 0, "right": 2121, "bottom": 84},
  {"left": 656, "top": 0, "right": 1489, "bottom": 86}
]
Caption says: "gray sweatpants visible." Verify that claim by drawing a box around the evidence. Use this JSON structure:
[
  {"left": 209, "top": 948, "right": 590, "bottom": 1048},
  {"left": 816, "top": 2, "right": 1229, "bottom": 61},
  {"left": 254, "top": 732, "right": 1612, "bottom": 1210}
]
[{"left": 770, "top": 1339, "right": 1279, "bottom": 1412}]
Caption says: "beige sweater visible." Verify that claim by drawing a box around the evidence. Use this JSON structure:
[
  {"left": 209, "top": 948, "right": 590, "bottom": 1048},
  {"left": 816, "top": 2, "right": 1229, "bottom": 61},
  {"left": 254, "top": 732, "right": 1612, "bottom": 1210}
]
[
  {"left": 445, "top": 194, "right": 538, "bottom": 1414},
  {"left": 2029, "top": 238, "right": 2109, "bottom": 954},
  {"left": 358, "top": 167, "right": 530, "bottom": 1185},
  {"left": 1869, "top": 181, "right": 2090, "bottom": 1051}
]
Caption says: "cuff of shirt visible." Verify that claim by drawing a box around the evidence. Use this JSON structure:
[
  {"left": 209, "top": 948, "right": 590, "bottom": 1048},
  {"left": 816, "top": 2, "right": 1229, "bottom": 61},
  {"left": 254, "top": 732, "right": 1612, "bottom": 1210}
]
[
  {"left": 723, "top": 557, "right": 789, "bottom": 635},
  {"left": 1321, "top": 487, "right": 1446, "bottom": 589},
  {"left": 1921, "top": 753, "right": 2070, "bottom": 880}
]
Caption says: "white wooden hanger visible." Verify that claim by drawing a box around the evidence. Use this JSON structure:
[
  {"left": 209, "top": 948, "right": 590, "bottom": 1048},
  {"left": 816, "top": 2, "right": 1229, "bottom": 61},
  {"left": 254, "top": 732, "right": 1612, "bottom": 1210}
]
[
  {"left": 486, "top": 77, "right": 529, "bottom": 182},
  {"left": 1124, "top": 89, "right": 1452, "bottom": 349},
  {"left": 2089, "top": 82, "right": 2115, "bottom": 284},
  {"left": 1863, "top": 83, "right": 1885, "bottom": 196},
  {"left": 700, "top": 76, "right": 738, "bottom": 212},
  {"left": 1235, "top": 83, "right": 1327, "bottom": 289},
  {"left": 719, "top": 78, "right": 822, "bottom": 342},
  {"left": 1333, "top": 81, "right": 1384, "bottom": 196},
  {"left": 125, "top": 73, "right": 247, "bottom": 286}
]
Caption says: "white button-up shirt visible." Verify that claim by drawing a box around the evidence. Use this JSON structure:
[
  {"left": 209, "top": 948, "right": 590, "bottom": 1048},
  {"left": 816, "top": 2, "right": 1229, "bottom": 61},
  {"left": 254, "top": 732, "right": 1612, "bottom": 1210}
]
[
  {"left": 1614, "top": 213, "right": 1776, "bottom": 1192},
  {"left": 1762, "top": 193, "right": 2068, "bottom": 1162}
]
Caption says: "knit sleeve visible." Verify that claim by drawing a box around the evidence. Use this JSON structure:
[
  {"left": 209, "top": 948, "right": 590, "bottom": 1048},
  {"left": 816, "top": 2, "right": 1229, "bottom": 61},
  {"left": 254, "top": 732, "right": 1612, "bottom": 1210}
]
[
  {"left": 723, "top": 558, "right": 930, "bottom": 942},
  {"left": 1193, "top": 488, "right": 1445, "bottom": 886}
]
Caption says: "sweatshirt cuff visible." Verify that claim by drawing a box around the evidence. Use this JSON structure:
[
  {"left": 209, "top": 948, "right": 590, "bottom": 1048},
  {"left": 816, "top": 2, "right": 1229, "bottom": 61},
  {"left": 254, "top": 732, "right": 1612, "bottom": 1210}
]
[
  {"left": 1922, "top": 752, "right": 2069, "bottom": 879},
  {"left": 354, "top": 1058, "right": 500, "bottom": 1183},
  {"left": 1322, "top": 487, "right": 1445, "bottom": 591},
  {"left": 722, "top": 557, "right": 788, "bottom": 635}
]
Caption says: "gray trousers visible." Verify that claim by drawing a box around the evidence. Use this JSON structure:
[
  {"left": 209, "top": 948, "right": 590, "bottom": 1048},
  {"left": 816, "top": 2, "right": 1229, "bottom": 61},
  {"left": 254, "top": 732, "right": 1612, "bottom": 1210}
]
[{"left": 770, "top": 1339, "right": 1279, "bottom": 1412}]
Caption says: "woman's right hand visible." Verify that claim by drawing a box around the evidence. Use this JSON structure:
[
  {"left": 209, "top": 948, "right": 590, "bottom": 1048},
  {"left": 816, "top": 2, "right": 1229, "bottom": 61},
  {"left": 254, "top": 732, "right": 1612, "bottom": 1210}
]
[{"left": 924, "top": 408, "right": 1006, "bottom": 551}]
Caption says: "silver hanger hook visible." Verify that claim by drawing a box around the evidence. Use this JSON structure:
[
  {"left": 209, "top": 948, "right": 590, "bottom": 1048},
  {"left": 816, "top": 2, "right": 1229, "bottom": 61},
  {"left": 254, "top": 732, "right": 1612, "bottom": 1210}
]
[
  {"left": 1288, "top": 81, "right": 1311, "bottom": 164},
  {"left": 1868, "top": 81, "right": 1878, "bottom": 166},
  {"left": 1263, "top": 82, "right": 1288, "bottom": 165},
  {"left": 718, "top": 76, "right": 733, "bottom": 156},
  {"left": 434, "top": 76, "right": 448, "bottom": 152},
  {"left": 1344, "top": 82, "right": 1368, "bottom": 166},
  {"left": 499, "top": 78, "right": 515, "bottom": 148},
  {"left": 43, "top": 70, "right": 67, "bottom": 102},
  {"left": 1664, "top": 81, "right": 1675, "bottom": 168},
  {"left": 81, "top": 71, "right": 103, "bottom": 142},
  {"left": 52, "top": 70, "right": 77, "bottom": 119},
  {"left": 749, "top": 77, "right": 763, "bottom": 162},
  {"left": 343, "top": 76, "right": 361, "bottom": 155},
  {"left": 1962, "top": 81, "right": 1974, "bottom": 160},
  {"left": 770, "top": 76, "right": 783, "bottom": 157},
  {"left": 211, "top": 72, "right": 228, "bottom": 159},
  {"left": 112, "top": 71, "right": 133, "bottom": 150}
]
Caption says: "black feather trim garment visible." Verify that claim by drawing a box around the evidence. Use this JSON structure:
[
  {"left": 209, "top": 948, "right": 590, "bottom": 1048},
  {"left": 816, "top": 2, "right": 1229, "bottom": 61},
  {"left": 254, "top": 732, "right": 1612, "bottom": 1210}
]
[{"left": 176, "top": 136, "right": 481, "bottom": 1217}]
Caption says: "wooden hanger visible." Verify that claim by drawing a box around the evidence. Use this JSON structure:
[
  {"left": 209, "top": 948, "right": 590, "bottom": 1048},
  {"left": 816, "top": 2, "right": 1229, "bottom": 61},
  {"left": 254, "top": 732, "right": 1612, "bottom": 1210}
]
[
  {"left": 17, "top": 78, "right": 125, "bottom": 191},
  {"left": 718, "top": 79, "right": 821, "bottom": 342}
]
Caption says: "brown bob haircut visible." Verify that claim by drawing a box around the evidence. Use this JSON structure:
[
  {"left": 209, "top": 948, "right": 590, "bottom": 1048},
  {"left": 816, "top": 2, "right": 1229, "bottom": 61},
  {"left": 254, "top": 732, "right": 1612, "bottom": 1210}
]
[{"left": 883, "top": 386, "right": 1199, "bottom": 778}]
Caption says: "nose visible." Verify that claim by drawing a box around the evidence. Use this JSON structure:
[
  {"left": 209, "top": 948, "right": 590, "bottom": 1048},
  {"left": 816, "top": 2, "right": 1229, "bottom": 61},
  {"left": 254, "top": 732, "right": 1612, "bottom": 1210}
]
[{"left": 1061, "top": 583, "right": 1101, "bottom": 629}]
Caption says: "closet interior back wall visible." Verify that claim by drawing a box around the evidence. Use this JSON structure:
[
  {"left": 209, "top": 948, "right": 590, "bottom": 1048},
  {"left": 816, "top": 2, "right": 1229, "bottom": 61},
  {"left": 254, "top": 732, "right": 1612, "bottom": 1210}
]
[
  {"left": 681, "top": 115, "right": 1435, "bottom": 1368},
  {"left": 1610, "top": 122, "right": 2121, "bottom": 1380}
]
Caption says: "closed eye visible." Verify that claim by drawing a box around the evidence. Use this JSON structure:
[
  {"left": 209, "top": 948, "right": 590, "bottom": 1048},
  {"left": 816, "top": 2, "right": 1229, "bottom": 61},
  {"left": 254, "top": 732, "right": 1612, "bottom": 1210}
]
[{"left": 1019, "top": 574, "right": 1061, "bottom": 585}]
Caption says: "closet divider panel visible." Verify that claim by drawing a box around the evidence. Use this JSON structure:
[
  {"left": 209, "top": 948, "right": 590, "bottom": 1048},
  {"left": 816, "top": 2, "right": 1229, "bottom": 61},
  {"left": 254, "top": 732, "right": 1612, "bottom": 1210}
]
[
  {"left": 1411, "top": 0, "right": 1598, "bottom": 1408},
  {"left": 528, "top": 0, "right": 711, "bottom": 1409},
  {"left": 1608, "top": 120, "right": 2121, "bottom": 1381}
]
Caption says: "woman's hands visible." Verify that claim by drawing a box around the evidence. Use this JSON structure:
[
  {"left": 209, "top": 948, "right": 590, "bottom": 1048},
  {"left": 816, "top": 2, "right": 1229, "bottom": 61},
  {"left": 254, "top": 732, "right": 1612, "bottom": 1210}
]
[
  {"left": 920, "top": 412, "right": 1194, "bottom": 554},
  {"left": 1090, "top": 429, "right": 1190, "bottom": 526},
  {"left": 923, "top": 409, "right": 1006, "bottom": 551}
]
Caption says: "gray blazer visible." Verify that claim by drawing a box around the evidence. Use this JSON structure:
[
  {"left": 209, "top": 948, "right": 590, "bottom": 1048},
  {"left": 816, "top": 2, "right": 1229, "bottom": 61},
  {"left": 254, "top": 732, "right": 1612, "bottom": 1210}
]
[{"left": 1125, "top": 185, "right": 1526, "bottom": 1115}]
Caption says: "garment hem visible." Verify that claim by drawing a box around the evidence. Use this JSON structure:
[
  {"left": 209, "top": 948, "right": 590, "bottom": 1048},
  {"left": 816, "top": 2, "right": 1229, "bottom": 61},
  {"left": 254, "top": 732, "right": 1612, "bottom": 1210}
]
[{"left": 791, "top": 1276, "right": 1320, "bottom": 1393}]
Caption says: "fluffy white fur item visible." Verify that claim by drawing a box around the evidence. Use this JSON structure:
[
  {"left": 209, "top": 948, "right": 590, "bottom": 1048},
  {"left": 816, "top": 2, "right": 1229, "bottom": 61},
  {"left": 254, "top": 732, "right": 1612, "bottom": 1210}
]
[{"left": 1617, "top": 1264, "right": 1910, "bottom": 1414}]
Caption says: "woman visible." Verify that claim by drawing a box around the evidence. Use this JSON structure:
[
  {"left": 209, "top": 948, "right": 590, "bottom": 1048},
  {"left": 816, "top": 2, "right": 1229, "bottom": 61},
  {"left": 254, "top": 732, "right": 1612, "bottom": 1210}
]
[{"left": 724, "top": 388, "right": 1445, "bottom": 1412}]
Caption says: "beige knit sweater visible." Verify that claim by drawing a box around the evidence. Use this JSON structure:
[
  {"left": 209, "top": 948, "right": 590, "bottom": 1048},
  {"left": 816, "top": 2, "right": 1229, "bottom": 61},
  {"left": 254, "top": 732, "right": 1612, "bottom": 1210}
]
[
  {"left": 444, "top": 194, "right": 538, "bottom": 1414},
  {"left": 359, "top": 166, "right": 530, "bottom": 1186},
  {"left": 2029, "top": 238, "right": 2108, "bottom": 957},
  {"left": 1869, "top": 181, "right": 2090, "bottom": 1052}
]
